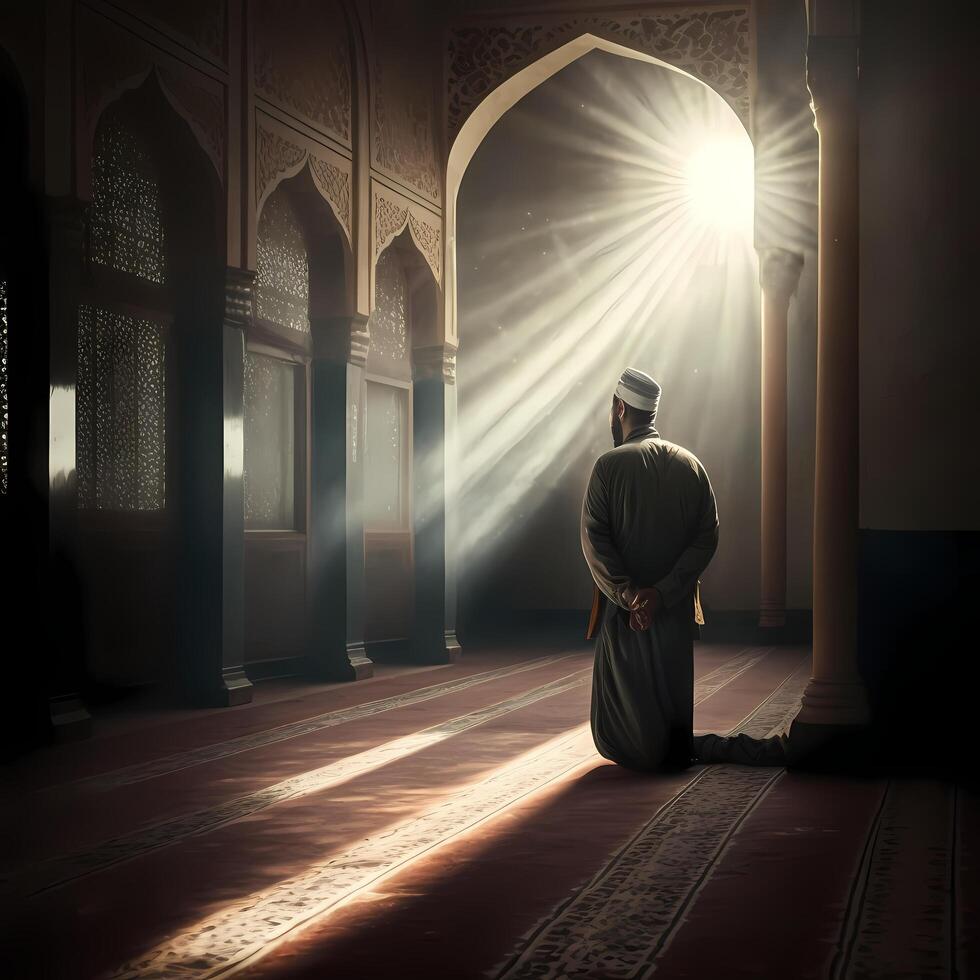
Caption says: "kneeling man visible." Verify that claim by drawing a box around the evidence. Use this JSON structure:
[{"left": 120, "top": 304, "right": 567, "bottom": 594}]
[{"left": 581, "top": 368, "right": 718, "bottom": 771}]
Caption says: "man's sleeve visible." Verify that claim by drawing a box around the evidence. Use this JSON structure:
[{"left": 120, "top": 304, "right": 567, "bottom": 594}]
[
  {"left": 581, "top": 459, "right": 632, "bottom": 609},
  {"left": 653, "top": 462, "right": 720, "bottom": 610}
]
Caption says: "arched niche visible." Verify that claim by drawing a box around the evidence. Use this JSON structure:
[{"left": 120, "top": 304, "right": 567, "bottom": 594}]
[
  {"left": 244, "top": 166, "right": 351, "bottom": 676},
  {"left": 444, "top": 32, "right": 753, "bottom": 349},
  {"left": 362, "top": 229, "right": 439, "bottom": 656},
  {"left": 77, "top": 73, "right": 221, "bottom": 690},
  {"left": 451, "top": 40, "right": 762, "bottom": 631}
]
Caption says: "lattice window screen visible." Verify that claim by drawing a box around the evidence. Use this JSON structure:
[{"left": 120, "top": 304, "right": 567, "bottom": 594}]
[
  {"left": 364, "top": 380, "right": 408, "bottom": 530},
  {"left": 243, "top": 350, "right": 296, "bottom": 530},
  {"left": 369, "top": 248, "right": 409, "bottom": 363},
  {"left": 90, "top": 113, "right": 167, "bottom": 284},
  {"left": 255, "top": 192, "right": 311, "bottom": 333},
  {"left": 77, "top": 305, "right": 166, "bottom": 511},
  {"left": 0, "top": 280, "right": 7, "bottom": 495}
]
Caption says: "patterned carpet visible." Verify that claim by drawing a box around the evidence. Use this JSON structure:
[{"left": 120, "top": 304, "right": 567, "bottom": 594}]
[{"left": 2, "top": 640, "right": 974, "bottom": 979}]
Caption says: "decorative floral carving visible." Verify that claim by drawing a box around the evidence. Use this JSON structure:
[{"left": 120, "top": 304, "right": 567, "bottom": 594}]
[
  {"left": 122, "top": 0, "right": 225, "bottom": 64},
  {"left": 447, "top": 10, "right": 751, "bottom": 137},
  {"left": 373, "top": 189, "right": 442, "bottom": 286},
  {"left": 78, "top": 9, "right": 226, "bottom": 184},
  {"left": 256, "top": 121, "right": 352, "bottom": 242},
  {"left": 308, "top": 156, "right": 352, "bottom": 238},
  {"left": 255, "top": 124, "right": 307, "bottom": 209},
  {"left": 408, "top": 211, "right": 442, "bottom": 283},
  {"left": 371, "top": 1, "right": 441, "bottom": 203},
  {"left": 373, "top": 58, "right": 441, "bottom": 202},
  {"left": 374, "top": 194, "right": 411, "bottom": 256},
  {"left": 156, "top": 65, "right": 225, "bottom": 177},
  {"left": 252, "top": 0, "right": 351, "bottom": 145}
]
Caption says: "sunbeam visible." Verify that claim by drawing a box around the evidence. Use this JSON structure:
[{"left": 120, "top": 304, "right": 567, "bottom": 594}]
[{"left": 455, "top": 50, "right": 778, "bottom": 618}]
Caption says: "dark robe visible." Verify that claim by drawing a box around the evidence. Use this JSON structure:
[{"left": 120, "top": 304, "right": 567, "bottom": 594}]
[{"left": 581, "top": 425, "right": 719, "bottom": 771}]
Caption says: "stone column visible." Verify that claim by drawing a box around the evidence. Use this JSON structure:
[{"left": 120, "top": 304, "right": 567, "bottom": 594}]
[
  {"left": 758, "top": 248, "right": 803, "bottom": 630},
  {"left": 792, "top": 30, "right": 869, "bottom": 730},
  {"left": 46, "top": 197, "right": 91, "bottom": 739},
  {"left": 308, "top": 314, "right": 373, "bottom": 680},
  {"left": 174, "top": 267, "right": 253, "bottom": 706},
  {"left": 411, "top": 344, "right": 462, "bottom": 664}
]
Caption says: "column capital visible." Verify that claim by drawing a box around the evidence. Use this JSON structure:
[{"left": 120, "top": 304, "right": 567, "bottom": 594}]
[
  {"left": 223, "top": 266, "right": 255, "bottom": 329},
  {"left": 759, "top": 247, "right": 804, "bottom": 301},
  {"left": 413, "top": 343, "right": 457, "bottom": 384},
  {"left": 311, "top": 314, "right": 370, "bottom": 367}
]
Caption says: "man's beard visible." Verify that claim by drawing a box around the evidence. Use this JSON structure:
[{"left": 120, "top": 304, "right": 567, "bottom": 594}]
[{"left": 611, "top": 414, "right": 624, "bottom": 447}]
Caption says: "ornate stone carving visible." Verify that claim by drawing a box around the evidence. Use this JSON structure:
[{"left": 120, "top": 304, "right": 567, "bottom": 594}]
[
  {"left": 413, "top": 344, "right": 457, "bottom": 385},
  {"left": 374, "top": 194, "right": 410, "bottom": 255},
  {"left": 447, "top": 9, "right": 751, "bottom": 138},
  {"left": 255, "top": 124, "right": 307, "bottom": 209},
  {"left": 121, "top": 0, "right": 225, "bottom": 65},
  {"left": 373, "top": 187, "right": 442, "bottom": 285},
  {"left": 371, "top": 2, "right": 441, "bottom": 203},
  {"left": 308, "top": 156, "right": 352, "bottom": 236},
  {"left": 256, "top": 120, "right": 353, "bottom": 243},
  {"left": 252, "top": 0, "right": 352, "bottom": 146},
  {"left": 407, "top": 212, "right": 442, "bottom": 283},
  {"left": 224, "top": 267, "right": 255, "bottom": 328},
  {"left": 156, "top": 65, "right": 225, "bottom": 177},
  {"left": 311, "top": 315, "right": 369, "bottom": 368},
  {"left": 759, "top": 247, "right": 804, "bottom": 299},
  {"left": 78, "top": 9, "right": 226, "bottom": 184}
]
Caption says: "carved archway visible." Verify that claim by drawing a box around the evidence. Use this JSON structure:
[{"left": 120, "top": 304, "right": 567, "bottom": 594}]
[{"left": 444, "top": 31, "right": 752, "bottom": 348}]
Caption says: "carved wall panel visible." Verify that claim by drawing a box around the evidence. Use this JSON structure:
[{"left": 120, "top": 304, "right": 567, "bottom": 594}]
[
  {"left": 372, "top": 183, "right": 442, "bottom": 287},
  {"left": 114, "top": 0, "right": 226, "bottom": 66},
  {"left": 256, "top": 114, "right": 353, "bottom": 243},
  {"left": 370, "top": 0, "right": 442, "bottom": 204},
  {"left": 447, "top": 8, "right": 751, "bottom": 139},
  {"left": 77, "top": 6, "right": 225, "bottom": 191},
  {"left": 252, "top": 0, "right": 352, "bottom": 147}
]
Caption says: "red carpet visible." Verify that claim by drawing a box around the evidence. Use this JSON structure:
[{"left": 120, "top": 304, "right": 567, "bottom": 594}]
[{"left": 1, "top": 641, "right": 968, "bottom": 979}]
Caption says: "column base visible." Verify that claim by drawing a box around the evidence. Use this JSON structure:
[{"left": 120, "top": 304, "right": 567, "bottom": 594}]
[
  {"left": 785, "top": 720, "right": 873, "bottom": 772},
  {"left": 307, "top": 644, "right": 375, "bottom": 682},
  {"left": 346, "top": 643, "right": 375, "bottom": 680},
  {"left": 205, "top": 667, "right": 254, "bottom": 707},
  {"left": 410, "top": 631, "right": 462, "bottom": 665},
  {"left": 758, "top": 602, "right": 787, "bottom": 628},
  {"left": 794, "top": 676, "right": 870, "bottom": 727},
  {"left": 49, "top": 694, "right": 92, "bottom": 742}
]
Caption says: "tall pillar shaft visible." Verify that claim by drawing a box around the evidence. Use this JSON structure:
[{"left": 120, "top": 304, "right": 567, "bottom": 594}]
[
  {"left": 759, "top": 248, "right": 803, "bottom": 629},
  {"left": 174, "top": 267, "right": 253, "bottom": 706},
  {"left": 46, "top": 197, "right": 91, "bottom": 738},
  {"left": 795, "top": 33, "right": 868, "bottom": 727},
  {"left": 411, "top": 344, "right": 461, "bottom": 664},
  {"left": 308, "top": 314, "right": 373, "bottom": 680}
]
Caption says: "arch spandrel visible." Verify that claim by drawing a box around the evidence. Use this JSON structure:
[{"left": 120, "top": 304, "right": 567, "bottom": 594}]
[
  {"left": 76, "top": 7, "right": 225, "bottom": 200},
  {"left": 446, "top": 9, "right": 751, "bottom": 146},
  {"left": 443, "top": 23, "right": 752, "bottom": 350}
]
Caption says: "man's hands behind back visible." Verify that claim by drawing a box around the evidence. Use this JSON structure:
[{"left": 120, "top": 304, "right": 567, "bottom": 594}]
[{"left": 624, "top": 586, "right": 662, "bottom": 631}]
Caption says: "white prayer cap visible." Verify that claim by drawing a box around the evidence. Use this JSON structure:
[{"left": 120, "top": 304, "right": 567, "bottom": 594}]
[{"left": 615, "top": 368, "right": 662, "bottom": 414}]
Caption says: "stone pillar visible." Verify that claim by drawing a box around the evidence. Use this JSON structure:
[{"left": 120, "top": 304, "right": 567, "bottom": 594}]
[
  {"left": 174, "top": 267, "right": 253, "bottom": 706},
  {"left": 308, "top": 314, "right": 374, "bottom": 680},
  {"left": 758, "top": 248, "right": 804, "bottom": 630},
  {"left": 411, "top": 344, "right": 462, "bottom": 664},
  {"left": 792, "top": 29, "right": 869, "bottom": 730},
  {"left": 46, "top": 197, "right": 91, "bottom": 739}
]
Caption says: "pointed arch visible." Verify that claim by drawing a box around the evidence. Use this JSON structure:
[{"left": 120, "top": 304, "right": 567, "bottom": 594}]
[{"left": 444, "top": 32, "right": 752, "bottom": 349}]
